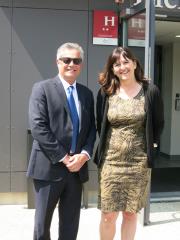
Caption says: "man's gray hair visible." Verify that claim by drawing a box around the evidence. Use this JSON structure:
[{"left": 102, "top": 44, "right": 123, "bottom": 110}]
[{"left": 56, "top": 42, "right": 84, "bottom": 60}]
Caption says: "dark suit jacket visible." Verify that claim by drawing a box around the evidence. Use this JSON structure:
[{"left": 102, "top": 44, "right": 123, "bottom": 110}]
[
  {"left": 94, "top": 81, "right": 164, "bottom": 168},
  {"left": 27, "top": 76, "right": 96, "bottom": 183}
]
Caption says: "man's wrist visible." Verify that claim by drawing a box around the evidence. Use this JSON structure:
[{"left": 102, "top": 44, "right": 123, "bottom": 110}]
[
  {"left": 59, "top": 154, "right": 68, "bottom": 162},
  {"left": 81, "top": 150, "right": 90, "bottom": 161}
]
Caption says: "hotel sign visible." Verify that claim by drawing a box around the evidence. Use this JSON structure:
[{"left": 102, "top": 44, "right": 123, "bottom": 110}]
[
  {"left": 131, "top": 0, "right": 180, "bottom": 9},
  {"left": 93, "top": 10, "right": 118, "bottom": 46},
  {"left": 155, "top": 0, "right": 180, "bottom": 18},
  {"left": 128, "top": 13, "right": 145, "bottom": 47},
  {"left": 130, "top": 0, "right": 180, "bottom": 17},
  {"left": 154, "top": 0, "right": 180, "bottom": 10}
]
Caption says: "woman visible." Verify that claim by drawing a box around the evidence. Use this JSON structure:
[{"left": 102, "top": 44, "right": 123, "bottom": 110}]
[{"left": 94, "top": 47, "right": 164, "bottom": 240}]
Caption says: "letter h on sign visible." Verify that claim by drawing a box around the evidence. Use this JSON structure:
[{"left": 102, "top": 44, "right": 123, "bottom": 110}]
[{"left": 104, "top": 16, "right": 115, "bottom": 26}]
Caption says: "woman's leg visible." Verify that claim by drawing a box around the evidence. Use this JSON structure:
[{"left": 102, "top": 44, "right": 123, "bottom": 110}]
[
  {"left": 121, "top": 211, "right": 137, "bottom": 240},
  {"left": 100, "top": 211, "right": 119, "bottom": 240}
]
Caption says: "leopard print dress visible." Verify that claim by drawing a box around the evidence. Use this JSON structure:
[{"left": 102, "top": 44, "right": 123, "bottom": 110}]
[{"left": 98, "top": 89, "right": 151, "bottom": 213}]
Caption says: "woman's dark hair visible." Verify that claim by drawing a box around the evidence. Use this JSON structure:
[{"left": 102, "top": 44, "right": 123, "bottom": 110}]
[{"left": 99, "top": 47, "right": 147, "bottom": 95}]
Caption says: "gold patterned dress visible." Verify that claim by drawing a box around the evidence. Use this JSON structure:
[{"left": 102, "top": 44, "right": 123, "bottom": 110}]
[{"left": 98, "top": 89, "right": 151, "bottom": 213}]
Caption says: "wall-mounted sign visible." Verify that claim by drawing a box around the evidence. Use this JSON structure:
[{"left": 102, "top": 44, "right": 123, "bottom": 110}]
[
  {"left": 93, "top": 10, "right": 118, "bottom": 46},
  {"left": 128, "top": 13, "right": 145, "bottom": 47}
]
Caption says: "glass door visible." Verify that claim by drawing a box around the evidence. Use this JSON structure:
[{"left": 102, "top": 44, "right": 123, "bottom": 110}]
[
  {"left": 119, "top": 0, "right": 155, "bottom": 225},
  {"left": 120, "top": 0, "right": 155, "bottom": 82}
]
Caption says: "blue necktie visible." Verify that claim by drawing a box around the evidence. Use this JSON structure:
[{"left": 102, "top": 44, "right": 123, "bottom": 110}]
[{"left": 67, "top": 86, "right": 79, "bottom": 153}]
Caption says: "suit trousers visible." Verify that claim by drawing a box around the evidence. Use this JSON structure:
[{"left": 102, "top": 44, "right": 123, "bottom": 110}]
[{"left": 33, "top": 172, "right": 82, "bottom": 240}]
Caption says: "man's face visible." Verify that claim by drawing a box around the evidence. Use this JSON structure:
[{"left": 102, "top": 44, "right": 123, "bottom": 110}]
[{"left": 57, "top": 48, "right": 82, "bottom": 84}]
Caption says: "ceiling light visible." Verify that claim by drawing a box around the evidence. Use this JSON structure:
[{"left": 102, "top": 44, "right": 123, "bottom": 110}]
[{"left": 176, "top": 35, "right": 180, "bottom": 38}]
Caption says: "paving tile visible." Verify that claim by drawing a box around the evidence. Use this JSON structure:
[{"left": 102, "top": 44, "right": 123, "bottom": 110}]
[{"left": 0, "top": 202, "right": 180, "bottom": 240}]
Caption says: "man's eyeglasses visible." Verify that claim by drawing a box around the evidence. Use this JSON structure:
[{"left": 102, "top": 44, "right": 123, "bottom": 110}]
[{"left": 59, "top": 57, "right": 82, "bottom": 65}]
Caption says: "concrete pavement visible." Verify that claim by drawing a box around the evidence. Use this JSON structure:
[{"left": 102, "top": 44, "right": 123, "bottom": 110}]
[{"left": 0, "top": 202, "right": 180, "bottom": 240}]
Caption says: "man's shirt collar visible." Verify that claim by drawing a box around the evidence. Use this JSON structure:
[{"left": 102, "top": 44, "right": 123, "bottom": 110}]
[{"left": 58, "top": 74, "right": 76, "bottom": 91}]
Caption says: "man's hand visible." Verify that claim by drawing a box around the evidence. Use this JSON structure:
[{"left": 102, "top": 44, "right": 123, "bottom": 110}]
[
  {"left": 62, "top": 155, "right": 71, "bottom": 165},
  {"left": 66, "top": 153, "right": 88, "bottom": 172}
]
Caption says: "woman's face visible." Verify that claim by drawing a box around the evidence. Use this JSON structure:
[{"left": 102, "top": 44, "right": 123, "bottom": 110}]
[{"left": 112, "top": 54, "right": 136, "bottom": 82}]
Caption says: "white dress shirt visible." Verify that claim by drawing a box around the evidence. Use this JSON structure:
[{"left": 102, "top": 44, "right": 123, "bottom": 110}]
[
  {"left": 60, "top": 76, "right": 80, "bottom": 119},
  {"left": 58, "top": 75, "right": 90, "bottom": 161}
]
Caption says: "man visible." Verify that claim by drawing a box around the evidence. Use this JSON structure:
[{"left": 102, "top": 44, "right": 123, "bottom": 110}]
[{"left": 27, "top": 42, "right": 96, "bottom": 240}]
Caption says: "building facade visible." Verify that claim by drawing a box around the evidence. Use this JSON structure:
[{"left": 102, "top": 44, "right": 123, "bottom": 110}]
[{"left": 0, "top": 0, "right": 180, "bottom": 204}]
